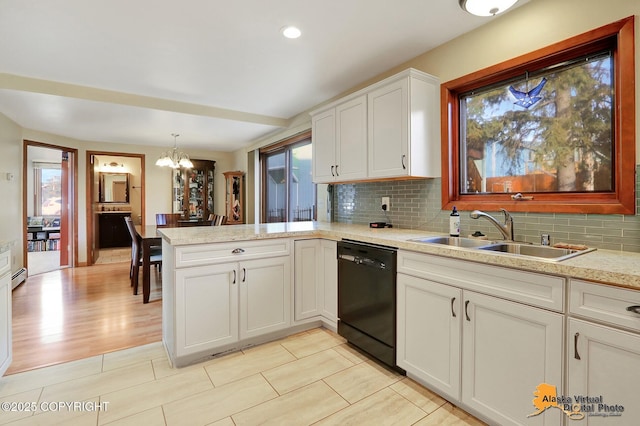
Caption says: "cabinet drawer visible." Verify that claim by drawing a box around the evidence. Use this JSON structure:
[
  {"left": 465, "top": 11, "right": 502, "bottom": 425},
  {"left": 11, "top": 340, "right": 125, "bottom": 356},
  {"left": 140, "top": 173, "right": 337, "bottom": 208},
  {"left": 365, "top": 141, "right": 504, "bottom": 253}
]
[
  {"left": 569, "top": 279, "right": 640, "bottom": 332},
  {"left": 174, "top": 239, "right": 291, "bottom": 268},
  {"left": 398, "top": 250, "right": 564, "bottom": 311},
  {"left": 0, "top": 249, "right": 9, "bottom": 277}
]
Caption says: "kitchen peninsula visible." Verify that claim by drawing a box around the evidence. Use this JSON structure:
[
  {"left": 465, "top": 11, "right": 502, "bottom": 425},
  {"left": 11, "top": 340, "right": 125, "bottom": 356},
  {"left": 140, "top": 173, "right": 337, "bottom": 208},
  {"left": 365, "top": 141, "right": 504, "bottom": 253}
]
[{"left": 158, "top": 221, "right": 640, "bottom": 426}]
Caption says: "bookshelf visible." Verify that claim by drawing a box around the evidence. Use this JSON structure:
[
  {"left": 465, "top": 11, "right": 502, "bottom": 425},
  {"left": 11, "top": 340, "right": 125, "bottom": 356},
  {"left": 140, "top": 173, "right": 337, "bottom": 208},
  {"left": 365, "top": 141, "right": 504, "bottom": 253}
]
[{"left": 27, "top": 216, "right": 61, "bottom": 252}]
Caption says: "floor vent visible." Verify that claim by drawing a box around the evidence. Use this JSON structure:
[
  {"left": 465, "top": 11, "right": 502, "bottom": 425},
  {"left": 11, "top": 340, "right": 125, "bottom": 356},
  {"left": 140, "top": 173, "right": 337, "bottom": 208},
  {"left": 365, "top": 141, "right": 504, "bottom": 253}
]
[{"left": 11, "top": 267, "right": 27, "bottom": 290}]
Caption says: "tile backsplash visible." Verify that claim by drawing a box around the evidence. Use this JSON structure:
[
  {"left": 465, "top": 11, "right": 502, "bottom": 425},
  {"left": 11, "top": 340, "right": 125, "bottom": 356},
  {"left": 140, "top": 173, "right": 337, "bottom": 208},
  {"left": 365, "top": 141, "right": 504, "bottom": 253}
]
[{"left": 332, "top": 166, "right": 640, "bottom": 253}]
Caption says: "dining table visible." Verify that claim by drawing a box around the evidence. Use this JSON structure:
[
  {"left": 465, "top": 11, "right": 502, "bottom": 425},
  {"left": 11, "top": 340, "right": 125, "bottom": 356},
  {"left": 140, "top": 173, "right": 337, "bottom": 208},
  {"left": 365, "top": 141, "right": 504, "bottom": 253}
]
[{"left": 135, "top": 225, "right": 162, "bottom": 303}]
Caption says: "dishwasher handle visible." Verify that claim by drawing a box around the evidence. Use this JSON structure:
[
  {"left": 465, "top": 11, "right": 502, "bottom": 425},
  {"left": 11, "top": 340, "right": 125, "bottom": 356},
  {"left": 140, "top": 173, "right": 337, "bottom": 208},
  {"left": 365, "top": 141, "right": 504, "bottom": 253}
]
[{"left": 338, "top": 254, "right": 387, "bottom": 269}]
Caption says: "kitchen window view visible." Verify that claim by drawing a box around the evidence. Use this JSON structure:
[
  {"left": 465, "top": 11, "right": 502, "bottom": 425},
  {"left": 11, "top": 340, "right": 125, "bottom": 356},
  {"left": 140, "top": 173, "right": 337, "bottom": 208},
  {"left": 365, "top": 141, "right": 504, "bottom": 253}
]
[
  {"left": 261, "top": 134, "right": 316, "bottom": 222},
  {"left": 460, "top": 52, "right": 613, "bottom": 195},
  {"left": 442, "top": 17, "right": 635, "bottom": 214}
]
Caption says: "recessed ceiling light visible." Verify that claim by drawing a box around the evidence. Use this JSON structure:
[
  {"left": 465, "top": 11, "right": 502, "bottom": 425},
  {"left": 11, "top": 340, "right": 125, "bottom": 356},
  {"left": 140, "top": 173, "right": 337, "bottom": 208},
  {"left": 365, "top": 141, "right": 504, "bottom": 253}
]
[{"left": 281, "top": 26, "right": 301, "bottom": 39}]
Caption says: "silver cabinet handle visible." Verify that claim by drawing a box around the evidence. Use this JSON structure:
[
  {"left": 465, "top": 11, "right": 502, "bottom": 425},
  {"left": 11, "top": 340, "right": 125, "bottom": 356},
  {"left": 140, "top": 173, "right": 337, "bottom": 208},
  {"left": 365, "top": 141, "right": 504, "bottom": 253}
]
[
  {"left": 242, "top": 268, "right": 246, "bottom": 282},
  {"left": 626, "top": 305, "right": 640, "bottom": 314},
  {"left": 232, "top": 270, "right": 236, "bottom": 285},
  {"left": 464, "top": 300, "right": 471, "bottom": 321},
  {"left": 231, "top": 248, "right": 245, "bottom": 254},
  {"left": 335, "top": 164, "right": 339, "bottom": 176},
  {"left": 574, "top": 332, "right": 581, "bottom": 360},
  {"left": 401, "top": 154, "right": 406, "bottom": 169},
  {"left": 451, "top": 297, "right": 456, "bottom": 318},
  {"left": 331, "top": 166, "right": 335, "bottom": 176}
]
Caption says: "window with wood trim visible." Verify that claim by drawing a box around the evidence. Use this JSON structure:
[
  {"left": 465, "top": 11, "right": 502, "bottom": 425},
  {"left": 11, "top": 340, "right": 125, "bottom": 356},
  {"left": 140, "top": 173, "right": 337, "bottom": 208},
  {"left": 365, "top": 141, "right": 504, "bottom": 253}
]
[
  {"left": 260, "top": 131, "right": 317, "bottom": 222},
  {"left": 441, "top": 17, "right": 635, "bottom": 214}
]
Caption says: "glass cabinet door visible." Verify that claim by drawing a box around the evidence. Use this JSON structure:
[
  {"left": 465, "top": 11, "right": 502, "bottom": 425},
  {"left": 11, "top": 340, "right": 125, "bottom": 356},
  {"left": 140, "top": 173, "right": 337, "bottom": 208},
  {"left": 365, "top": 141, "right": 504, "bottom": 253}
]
[
  {"left": 172, "top": 169, "right": 185, "bottom": 215},
  {"left": 207, "top": 168, "right": 214, "bottom": 220},
  {"left": 188, "top": 167, "right": 205, "bottom": 219},
  {"left": 171, "top": 160, "right": 215, "bottom": 220}
]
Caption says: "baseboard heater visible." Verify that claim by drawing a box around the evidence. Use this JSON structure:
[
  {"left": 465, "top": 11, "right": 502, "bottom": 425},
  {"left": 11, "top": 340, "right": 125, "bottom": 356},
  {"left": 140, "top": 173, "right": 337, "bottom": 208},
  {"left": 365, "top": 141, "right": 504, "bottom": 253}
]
[{"left": 11, "top": 267, "right": 27, "bottom": 290}]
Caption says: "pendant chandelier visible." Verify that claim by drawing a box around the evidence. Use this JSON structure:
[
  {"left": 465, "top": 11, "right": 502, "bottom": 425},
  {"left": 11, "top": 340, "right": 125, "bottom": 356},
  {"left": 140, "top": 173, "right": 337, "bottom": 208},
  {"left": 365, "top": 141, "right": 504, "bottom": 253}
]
[{"left": 155, "top": 133, "right": 194, "bottom": 169}]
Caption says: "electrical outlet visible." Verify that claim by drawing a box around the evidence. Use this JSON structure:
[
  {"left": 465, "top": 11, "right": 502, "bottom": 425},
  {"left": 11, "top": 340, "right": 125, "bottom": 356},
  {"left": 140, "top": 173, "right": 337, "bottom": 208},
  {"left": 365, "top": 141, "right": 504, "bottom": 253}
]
[{"left": 381, "top": 197, "right": 390, "bottom": 211}]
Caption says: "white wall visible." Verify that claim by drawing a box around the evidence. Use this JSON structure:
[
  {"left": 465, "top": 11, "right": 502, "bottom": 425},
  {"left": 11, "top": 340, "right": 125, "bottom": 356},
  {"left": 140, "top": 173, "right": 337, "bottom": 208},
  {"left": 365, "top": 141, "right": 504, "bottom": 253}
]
[{"left": 0, "top": 114, "right": 23, "bottom": 273}]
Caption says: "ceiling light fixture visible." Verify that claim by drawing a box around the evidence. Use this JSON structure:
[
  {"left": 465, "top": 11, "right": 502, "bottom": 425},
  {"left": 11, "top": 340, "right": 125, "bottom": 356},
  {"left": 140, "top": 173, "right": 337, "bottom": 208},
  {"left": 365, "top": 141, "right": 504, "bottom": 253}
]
[
  {"left": 281, "top": 26, "right": 301, "bottom": 39},
  {"left": 155, "top": 133, "right": 193, "bottom": 169},
  {"left": 459, "top": 0, "right": 518, "bottom": 16}
]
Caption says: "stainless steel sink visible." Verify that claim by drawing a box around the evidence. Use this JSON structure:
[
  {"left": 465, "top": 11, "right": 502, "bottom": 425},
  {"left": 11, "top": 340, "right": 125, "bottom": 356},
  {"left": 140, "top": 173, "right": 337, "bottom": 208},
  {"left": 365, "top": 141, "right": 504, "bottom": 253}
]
[
  {"left": 477, "top": 243, "right": 596, "bottom": 261},
  {"left": 409, "top": 236, "right": 493, "bottom": 248},
  {"left": 408, "top": 236, "right": 596, "bottom": 261}
]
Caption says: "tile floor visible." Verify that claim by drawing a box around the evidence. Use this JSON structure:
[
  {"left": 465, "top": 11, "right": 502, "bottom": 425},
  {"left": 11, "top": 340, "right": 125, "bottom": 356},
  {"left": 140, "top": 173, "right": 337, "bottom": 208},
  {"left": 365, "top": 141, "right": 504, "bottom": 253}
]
[
  {"left": 0, "top": 328, "right": 487, "bottom": 425},
  {"left": 94, "top": 248, "right": 131, "bottom": 264}
]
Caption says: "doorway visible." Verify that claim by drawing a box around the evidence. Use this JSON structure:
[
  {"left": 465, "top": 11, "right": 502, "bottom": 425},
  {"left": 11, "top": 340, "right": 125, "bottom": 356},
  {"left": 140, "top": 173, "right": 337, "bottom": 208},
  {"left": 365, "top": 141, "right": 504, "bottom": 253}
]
[
  {"left": 86, "top": 151, "right": 145, "bottom": 266},
  {"left": 23, "top": 141, "right": 77, "bottom": 275}
]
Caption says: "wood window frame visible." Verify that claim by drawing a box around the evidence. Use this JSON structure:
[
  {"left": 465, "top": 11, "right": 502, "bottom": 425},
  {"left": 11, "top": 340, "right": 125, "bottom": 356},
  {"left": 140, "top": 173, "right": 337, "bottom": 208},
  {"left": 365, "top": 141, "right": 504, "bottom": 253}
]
[
  {"left": 259, "top": 130, "right": 316, "bottom": 222},
  {"left": 441, "top": 16, "right": 635, "bottom": 214}
]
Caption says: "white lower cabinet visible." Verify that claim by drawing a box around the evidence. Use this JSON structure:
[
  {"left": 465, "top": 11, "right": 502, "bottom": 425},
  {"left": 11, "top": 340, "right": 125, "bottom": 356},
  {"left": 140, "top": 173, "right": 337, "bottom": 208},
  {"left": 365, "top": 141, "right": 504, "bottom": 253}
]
[
  {"left": 293, "top": 239, "right": 337, "bottom": 326},
  {"left": 397, "top": 273, "right": 461, "bottom": 401},
  {"left": 462, "top": 291, "right": 563, "bottom": 426},
  {"left": 175, "top": 263, "right": 239, "bottom": 356},
  {"left": 568, "top": 319, "right": 640, "bottom": 425},
  {"left": 319, "top": 240, "right": 338, "bottom": 323},
  {"left": 0, "top": 249, "right": 11, "bottom": 377},
  {"left": 397, "top": 250, "right": 564, "bottom": 426},
  {"left": 165, "top": 239, "right": 291, "bottom": 365},
  {"left": 567, "top": 279, "right": 640, "bottom": 425},
  {"left": 175, "top": 256, "right": 291, "bottom": 357},
  {"left": 239, "top": 256, "right": 291, "bottom": 339}
]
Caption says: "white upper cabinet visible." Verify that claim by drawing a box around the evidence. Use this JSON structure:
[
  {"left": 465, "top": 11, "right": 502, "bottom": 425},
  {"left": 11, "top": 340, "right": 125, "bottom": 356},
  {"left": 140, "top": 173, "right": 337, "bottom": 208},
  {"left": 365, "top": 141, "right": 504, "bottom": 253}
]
[
  {"left": 368, "top": 72, "right": 440, "bottom": 178},
  {"left": 311, "top": 68, "right": 440, "bottom": 183},
  {"left": 312, "top": 108, "right": 337, "bottom": 183},
  {"left": 336, "top": 96, "right": 368, "bottom": 181},
  {"left": 312, "top": 95, "right": 367, "bottom": 183}
]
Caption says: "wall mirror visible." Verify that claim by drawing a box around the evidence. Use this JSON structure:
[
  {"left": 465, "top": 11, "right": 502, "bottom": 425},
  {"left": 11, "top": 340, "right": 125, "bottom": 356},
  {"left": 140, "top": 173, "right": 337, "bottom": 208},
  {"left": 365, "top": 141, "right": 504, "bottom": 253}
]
[{"left": 99, "top": 172, "right": 129, "bottom": 203}]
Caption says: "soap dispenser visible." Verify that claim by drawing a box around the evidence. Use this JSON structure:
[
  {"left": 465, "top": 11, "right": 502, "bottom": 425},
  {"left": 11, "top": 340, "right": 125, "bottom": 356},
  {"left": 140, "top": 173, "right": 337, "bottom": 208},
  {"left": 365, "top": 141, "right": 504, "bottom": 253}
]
[{"left": 449, "top": 206, "right": 460, "bottom": 237}]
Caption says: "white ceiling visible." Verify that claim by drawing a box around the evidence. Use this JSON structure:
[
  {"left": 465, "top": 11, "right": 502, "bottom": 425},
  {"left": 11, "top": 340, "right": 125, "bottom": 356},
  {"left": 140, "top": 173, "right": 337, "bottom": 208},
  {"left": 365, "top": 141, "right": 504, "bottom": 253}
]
[{"left": 0, "top": 0, "right": 512, "bottom": 151}]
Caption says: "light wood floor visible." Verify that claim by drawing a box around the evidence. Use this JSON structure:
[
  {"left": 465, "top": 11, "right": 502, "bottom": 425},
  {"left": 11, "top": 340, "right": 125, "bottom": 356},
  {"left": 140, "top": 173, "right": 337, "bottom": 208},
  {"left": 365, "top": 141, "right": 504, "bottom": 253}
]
[{"left": 8, "top": 261, "right": 162, "bottom": 375}]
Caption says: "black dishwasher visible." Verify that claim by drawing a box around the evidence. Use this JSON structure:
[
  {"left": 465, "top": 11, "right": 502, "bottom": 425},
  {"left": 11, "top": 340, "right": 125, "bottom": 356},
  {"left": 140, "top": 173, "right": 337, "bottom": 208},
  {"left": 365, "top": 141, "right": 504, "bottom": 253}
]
[{"left": 337, "top": 239, "right": 401, "bottom": 370}]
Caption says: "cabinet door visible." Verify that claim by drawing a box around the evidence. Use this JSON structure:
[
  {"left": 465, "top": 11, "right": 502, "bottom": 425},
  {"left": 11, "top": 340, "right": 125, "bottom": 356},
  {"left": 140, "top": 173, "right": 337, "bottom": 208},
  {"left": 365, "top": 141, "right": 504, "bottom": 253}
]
[
  {"left": 240, "top": 256, "right": 291, "bottom": 339},
  {"left": 462, "top": 291, "right": 563, "bottom": 426},
  {"left": 294, "top": 240, "right": 321, "bottom": 320},
  {"left": 312, "top": 108, "right": 336, "bottom": 183},
  {"left": 368, "top": 78, "right": 408, "bottom": 178},
  {"left": 568, "top": 318, "right": 640, "bottom": 425},
  {"left": 319, "top": 240, "right": 337, "bottom": 324},
  {"left": 0, "top": 250, "right": 11, "bottom": 376},
  {"left": 174, "top": 263, "right": 239, "bottom": 357},
  {"left": 336, "top": 95, "right": 367, "bottom": 181},
  {"left": 397, "top": 273, "right": 461, "bottom": 401}
]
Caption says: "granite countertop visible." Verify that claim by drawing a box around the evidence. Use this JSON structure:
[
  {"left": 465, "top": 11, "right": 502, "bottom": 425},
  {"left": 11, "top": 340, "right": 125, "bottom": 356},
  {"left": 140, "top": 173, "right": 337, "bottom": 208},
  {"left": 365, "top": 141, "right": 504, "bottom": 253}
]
[{"left": 158, "top": 221, "right": 640, "bottom": 291}]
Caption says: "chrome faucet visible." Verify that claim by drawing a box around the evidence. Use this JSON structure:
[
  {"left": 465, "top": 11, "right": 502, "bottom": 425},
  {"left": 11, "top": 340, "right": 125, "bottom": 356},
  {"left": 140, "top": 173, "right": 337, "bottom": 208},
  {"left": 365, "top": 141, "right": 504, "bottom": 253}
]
[{"left": 470, "top": 209, "right": 514, "bottom": 241}]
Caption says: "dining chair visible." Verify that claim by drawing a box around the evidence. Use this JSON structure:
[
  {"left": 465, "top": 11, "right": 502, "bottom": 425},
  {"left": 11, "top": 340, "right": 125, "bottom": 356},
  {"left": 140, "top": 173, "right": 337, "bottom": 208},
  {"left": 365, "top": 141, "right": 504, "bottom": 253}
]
[
  {"left": 209, "top": 214, "right": 227, "bottom": 226},
  {"left": 156, "top": 213, "right": 182, "bottom": 228},
  {"left": 124, "top": 216, "right": 162, "bottom": 295}
]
